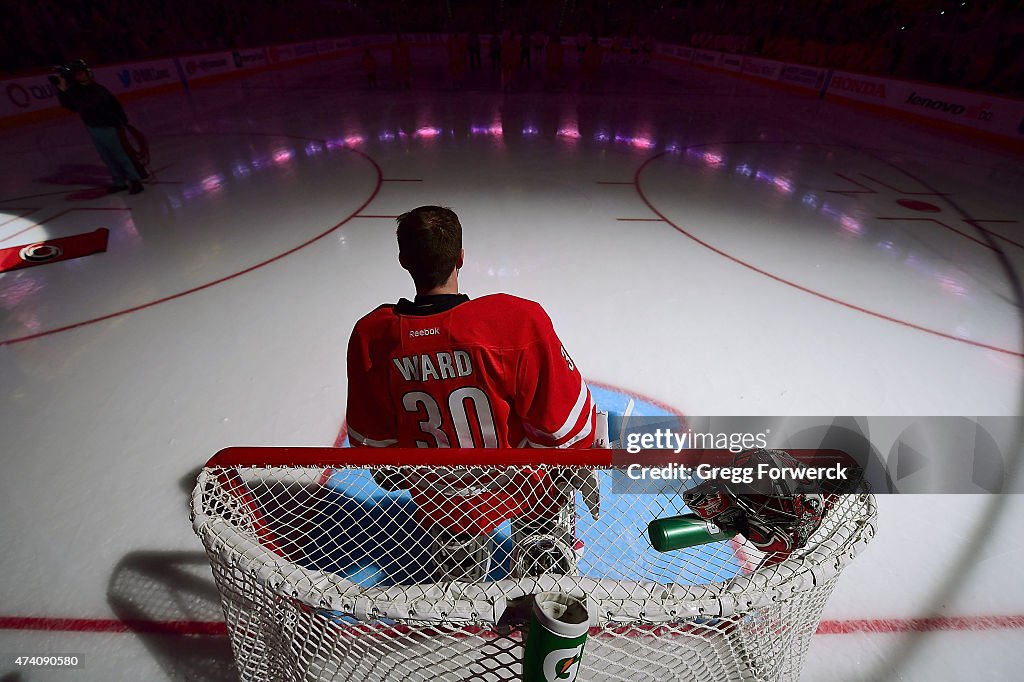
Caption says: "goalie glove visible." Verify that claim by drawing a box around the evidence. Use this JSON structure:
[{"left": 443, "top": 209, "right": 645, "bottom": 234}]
[
  {"left": 551, "top": 468, "right": 600, "bottom": 520},
  {"left": 683, "top": 449, "right": 828, "bottom": 559},
  {"left": 372, "top": 467, "right": 407, "bottom": 491}
]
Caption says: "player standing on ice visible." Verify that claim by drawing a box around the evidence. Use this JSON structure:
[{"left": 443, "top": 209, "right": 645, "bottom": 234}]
[{"left": 345, "top": 206, "right": 600, "bottom": 582}]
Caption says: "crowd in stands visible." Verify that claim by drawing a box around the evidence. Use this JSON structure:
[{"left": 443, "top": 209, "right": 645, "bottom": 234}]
[{"left": 3, "top": 0, "right": 1021, "bottom": 96}]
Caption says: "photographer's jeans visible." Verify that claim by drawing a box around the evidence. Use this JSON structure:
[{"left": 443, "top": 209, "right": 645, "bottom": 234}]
[{"left": 87, "top": 126, "right": 140, "bottom": 186}]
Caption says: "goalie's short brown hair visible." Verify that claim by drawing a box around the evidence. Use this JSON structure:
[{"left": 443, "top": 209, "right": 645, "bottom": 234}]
[{"left": 396, "top": 206, "right": 463, "bottom": 290}]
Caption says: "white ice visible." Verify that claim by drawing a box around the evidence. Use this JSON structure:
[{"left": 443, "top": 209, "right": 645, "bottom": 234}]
[{"left": 1, "top": 48, "right": 1022, "bottom": 680}]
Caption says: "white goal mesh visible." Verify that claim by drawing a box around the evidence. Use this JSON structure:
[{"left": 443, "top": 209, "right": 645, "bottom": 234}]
[{"left": 192, "top": 448, "right": 876, "bottom": 682}]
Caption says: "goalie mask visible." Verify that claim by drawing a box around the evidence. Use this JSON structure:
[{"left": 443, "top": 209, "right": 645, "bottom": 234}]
[{"left": 683, "top": 449, "right": 828, "bottom": 558}]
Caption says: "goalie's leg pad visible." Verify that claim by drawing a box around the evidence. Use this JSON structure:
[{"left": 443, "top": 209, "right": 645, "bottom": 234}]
[
  {"left": 429, "top": 525, "right": 492, "bottom": 583},
  {"left": 510, "top": 496, "right": 580, "bottom": 577}
]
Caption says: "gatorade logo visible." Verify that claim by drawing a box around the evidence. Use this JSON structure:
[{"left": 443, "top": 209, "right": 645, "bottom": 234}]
[{"left": 542, "top": 644, "right": 584, "bottom": 681}]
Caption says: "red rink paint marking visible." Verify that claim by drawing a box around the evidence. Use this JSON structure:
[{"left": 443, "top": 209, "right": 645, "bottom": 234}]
[
  {"left": 0, "top": 144, "right": 384, "bottom": 348},
  {"left": 825, "top": 173, "right": 949, "bottom": 198},
  {"left": 0, "top": 208, "right": 39, "bottom": 234},
  {"left": 823, "top": 169, "right": 1015, "bottom": 253},
  {"left": 634, "top": 152, "right": 1024, "bottom": 358},
  {"left": 863, "top": 174, "right": 950, "bottom": 196},
  {"left": 34, "top": 207, "right": 132, "bottom": 225},
  {"left": 815, "top": 615, "right": 1024, "bottom": 635},
  {"left": 0, "top": 617, "right": 228, "bottom": 636},
  {"left": 965, "top": 219, "right": 1024, "bottom": 251},
  {"left": 0, "top": 188, "right": 95, "bottom": 203},
  {"left": 2, "top": 614, "right": 1023, "bottom": 637},
  {"left": 1, "top": 207, "right": 131, "bottom": 244},
  {"left": 896, "top": 199, "right": 941, "bottom": 212}
]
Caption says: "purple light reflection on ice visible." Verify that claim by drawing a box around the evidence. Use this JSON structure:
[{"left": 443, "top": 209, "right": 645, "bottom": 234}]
[
  {"left": 702, "top": 151, "right": 724, "bottom": 167},
  {"left": 840, "top": 215, "right": 862, "bottom": 235},
  {"left": 821, "top": 203, "right": 842, "bottom": 220},
  {"left": 201, "top": 174, "right": 225, "bottom": 193},
  {"left": 772, "top": 176, "right": 794, "bottom": 194},
  {"left": 0, "top": 277, "right": 43, "bottom": 307},
  {"left": 938, "top": 275, "right": 967, "bottom": 297},
  {"left": 470, "top": 124, "right": 503, "bottom": 137}
]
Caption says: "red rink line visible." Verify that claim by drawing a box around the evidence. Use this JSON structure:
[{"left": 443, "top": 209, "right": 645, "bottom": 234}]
[
  {"left": 3, "top": 615, "right": 1023, "bottom": 637},
  {"left": 2, "top": 207, "right": 132, "bottom": 244},
  {"left": 816, "top": 615, "right": 1024, "bottom": 635},
  {"left": 0, "top": 188, "right": 89, "bottom": 203},
  {"left": 0, "top": 145, "right": 382, "bottom": 347},
  {"left": 634, "top": 151, "right": 1024, "bottom": 359},
  {"left": 0, "top": 617, "right": 228, "bottom": 636},
  {"left": 0, "top": 208, "right": 38, "bottom": 232},
  {"left": 966, "top": 219, "right": 1024, "bottom": 251}
]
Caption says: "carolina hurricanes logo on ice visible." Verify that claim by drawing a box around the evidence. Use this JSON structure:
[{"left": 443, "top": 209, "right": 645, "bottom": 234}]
[{"left": 19, "top": 243, "right": 63, "bottom": 263}]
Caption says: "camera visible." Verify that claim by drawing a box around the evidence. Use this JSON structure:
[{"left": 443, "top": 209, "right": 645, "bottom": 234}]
[
  {"left": 48, "top": 65, "right": 71, "bottom": 86},
  {"left": 47, "top": 60, "right": 90, "bottom": 85}
]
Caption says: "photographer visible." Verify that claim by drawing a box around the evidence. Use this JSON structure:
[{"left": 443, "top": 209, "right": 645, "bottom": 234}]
[{"left": 54, "top": 60, "right": 144, "bottom": 195}]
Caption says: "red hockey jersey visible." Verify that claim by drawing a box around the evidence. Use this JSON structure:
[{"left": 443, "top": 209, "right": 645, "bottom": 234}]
[{"left": 346, "top": 293, "right": 595, "bottom": 451}]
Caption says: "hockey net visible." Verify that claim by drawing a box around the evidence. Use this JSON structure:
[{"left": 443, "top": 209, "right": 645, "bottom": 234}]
[{"left": 192, "top": 447, "right": 876, "bottom": 681}]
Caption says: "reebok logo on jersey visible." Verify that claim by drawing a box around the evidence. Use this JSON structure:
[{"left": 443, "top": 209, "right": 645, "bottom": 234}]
[{"left": 409, "top": 327, "right": 440, "bottom": 338}]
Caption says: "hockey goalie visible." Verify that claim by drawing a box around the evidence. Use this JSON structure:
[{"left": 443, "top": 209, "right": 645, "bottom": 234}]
[{"left": 345, "top": 206, "right": 601, "bottom": 582}]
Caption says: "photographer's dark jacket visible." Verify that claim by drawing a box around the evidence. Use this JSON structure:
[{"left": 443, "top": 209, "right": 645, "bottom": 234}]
[{"left": 57, "top": 83, "right": 127, "bottom": 128}]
